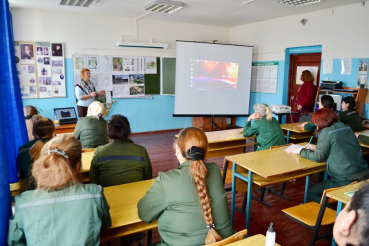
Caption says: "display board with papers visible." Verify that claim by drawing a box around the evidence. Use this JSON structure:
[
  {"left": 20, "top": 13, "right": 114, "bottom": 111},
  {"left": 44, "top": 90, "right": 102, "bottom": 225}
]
[
  {"left": 250, "top": 62, "right": 279, "bottom": 94},
  {"left": 15, "top": 41, "right": 66, "bottom": 98},
  {"left": 72, "top": 55, "right": 157, "bottom": 99}
]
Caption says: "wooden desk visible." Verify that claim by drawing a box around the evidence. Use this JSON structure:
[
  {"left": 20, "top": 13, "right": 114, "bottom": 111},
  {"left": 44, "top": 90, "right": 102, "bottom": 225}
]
[
  {"left": 227, "top": 234, "right": 281, "bottom": 246},
  {"left": 280, "top": 122, "right": 314, "bottom": 144},
  {"left": 227, "top": 143, "right": 326, "bottom": 232},
  {"left": 81, "top": 151, "right": 95, "bottom": 173},
  {"left": 55, "top": 123, "right": 76, "bottom": 134},
  {"left": 100, "top": 179, "right": 157, "bottom": 242}
]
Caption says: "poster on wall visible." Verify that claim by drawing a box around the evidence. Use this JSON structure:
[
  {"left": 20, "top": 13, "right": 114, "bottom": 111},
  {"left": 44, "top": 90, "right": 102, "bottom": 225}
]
[
  {"left": 323, "top": 59, "right": 333, "bottom": 74},
  {"left": 145, "top": 57, "right": 157, "bottom": 74},
  {"left": 296, "top": 66, "right": 319, "bottom": 86},
  {"left": 87, "top": 56, "right": 99, "bottom": 74},
  {"left": 341, "top": 58, "right": 352, "bottom": 75},
  {"left": 251, "top": 62, "right": 278, "bottom": 94},
  {"left": 16, "top": 41, "right": 66, "bottom": 99},
  {"left": 359, "top": 60, "right": 368, "bottom": 75}
]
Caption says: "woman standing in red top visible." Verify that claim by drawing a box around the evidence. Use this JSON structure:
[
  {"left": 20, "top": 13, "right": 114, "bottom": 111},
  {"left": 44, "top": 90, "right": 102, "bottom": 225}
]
[{"left": 293, "top": 70, "right": 315, "bottom": 122}]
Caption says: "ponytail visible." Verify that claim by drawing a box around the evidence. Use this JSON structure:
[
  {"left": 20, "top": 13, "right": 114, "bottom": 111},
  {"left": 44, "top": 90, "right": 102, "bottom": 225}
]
[
  {"left": 189, "top": 159, "right": 223, "bottom": 244},
  {"left": 177, "top": 128, "right": 222, "bottom": 245},
  {"left": 29, "top": 115, "right": 55, "bottom": 161},
  {"left": 265, "top": 106, "right": 272, "bottom": 121}
]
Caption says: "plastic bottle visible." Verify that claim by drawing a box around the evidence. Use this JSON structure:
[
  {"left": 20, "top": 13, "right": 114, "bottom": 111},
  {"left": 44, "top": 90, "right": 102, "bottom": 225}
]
[
  {"left": 265, "top": 222, "right": 276, "bottom": 246},
  {"left": 54, "top": 112, "right": 60, "bottom": 127}
]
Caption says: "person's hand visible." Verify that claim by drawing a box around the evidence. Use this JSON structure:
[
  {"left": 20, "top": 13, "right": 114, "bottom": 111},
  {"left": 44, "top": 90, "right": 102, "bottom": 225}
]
[
  {"left": 355, "top": 133, "right": 361, "bottom": 139},
  {"left": 90, "top": 92, "right": 97, "bottom": 98},
  {"left": 298, "top": 122, "right": 308, "bottom": 128},
  {"left": 297, "top": 105, "right": 302, "bottom": 110},
  {"left": 248, "top": 113, "right": 261, "bottom": 121},
  {"left": 304, "top": 144, "right": 316, "bottom": 151},
  {"left": 286, "top": 147, "right": 302, "bottom": 155},
  {"left": 99, "top": 90, "right": 105, "bottom": 95}
]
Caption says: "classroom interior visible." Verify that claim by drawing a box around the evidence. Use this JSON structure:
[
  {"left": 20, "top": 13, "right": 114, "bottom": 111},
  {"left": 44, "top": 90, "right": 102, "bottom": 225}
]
[{"left": 4, "top": 0, "right": 369, "bottom": 245}]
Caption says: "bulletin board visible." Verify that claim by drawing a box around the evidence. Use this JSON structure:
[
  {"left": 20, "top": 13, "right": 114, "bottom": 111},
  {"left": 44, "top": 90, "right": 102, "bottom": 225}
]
[
  {"left": 15, "top": 41, "right": 66, "bottom": 98},
  {"left": 250, "top": 62, "right": 279, "bottom": 94}
]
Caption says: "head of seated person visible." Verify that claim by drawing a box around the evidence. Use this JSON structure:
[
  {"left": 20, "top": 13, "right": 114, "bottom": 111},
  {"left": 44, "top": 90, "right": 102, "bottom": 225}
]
[
  {"left": 30, "top": 115, "right": 56, "bottom": 161},
  {"left": 333, "top": 183, "right": 369, "bottom": 246},
  {"left": 87, "top": 101, "right": 105, "bottom": 120},
  {"left": 312, "top": 108, "right": 338, "bottom": 133},
  {"left": 341, "top": 96, "right": 356, "bottom": 111},
  {"left": 24, "top": 105, "right": 38, "bottom": 141},
  {"left": 253, "top": 103, "right": 273, "bottom": 121},
  {"left": 108, "top": 114, "right": 131, "bottom": 143},
  {"left": 319, "top": 95, "right": 334, "bottom": 110},
  {"left": 32, "top": 134, "right": 82, "bottom": 190}
]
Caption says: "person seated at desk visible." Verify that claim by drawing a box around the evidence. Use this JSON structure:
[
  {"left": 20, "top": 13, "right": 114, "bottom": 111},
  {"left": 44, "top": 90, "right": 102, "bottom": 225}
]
[
  {"left": 89, "top": 114, "right": 152, "bottom": 187},
  {"left": 243, "top": 103, "right": 285, "bottom": 151},
  {"left": 138, "top": 127, "right": 233, "bottom": 246},
  {"left": 73, "top": 101, "right": 108, "bottom": 149},
  {"left": 333, "top": 182, "right": 369, "bottom": 246},
  {"left": 8, "top": 135, "right": 111, "bottom": 246},
  {"left": 17, "top": 115, "right": 55, "bottom": 190},
  {"left": 299, "top": 95, "right": 337, "bottom": 132},
  {"left": 287, "top": 108, "right": 368, "bottom": 203},
  {"left": 23, "top": 105, "right": 38, "bottom": 141},
  {"left": 340, "top": 96, "right": 363, "bottom": 132}
]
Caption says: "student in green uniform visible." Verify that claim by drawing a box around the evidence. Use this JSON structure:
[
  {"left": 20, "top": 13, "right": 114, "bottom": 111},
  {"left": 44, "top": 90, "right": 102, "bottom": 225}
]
[
  {"left": 8, "top": 134, "right": 111, "bottom": 246},
  {"left": 16, "top": 115, "right": 55, "bottom": 190},
  {"left": 299, "top": 95, "right": 335, "bottom": 132},
  {"left": 89, "top": 114, "right": 152, "bottom": 187},
  {"left": 73, "top": 101, "right": 109, "bottom": 148},
  {"left": 138, "top": 127, "right": 233, "bottom": 245},
  {"left": 287, "top": 108, "right": 368, "bottom": 203},
  {"left": 333, "top": 183, "right": 369, "bottom": 246},
  {"left": 340, "top": 96, "right": 363, "bottom": 132},
  {"left": 243, "top": 103, "right": 285, "bottom": 151}
]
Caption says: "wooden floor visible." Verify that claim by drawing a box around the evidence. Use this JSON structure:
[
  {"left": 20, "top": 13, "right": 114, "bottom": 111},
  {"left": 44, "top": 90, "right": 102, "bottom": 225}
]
[{"left": 107, "top": 129, "right": 332, "bottom": 246}]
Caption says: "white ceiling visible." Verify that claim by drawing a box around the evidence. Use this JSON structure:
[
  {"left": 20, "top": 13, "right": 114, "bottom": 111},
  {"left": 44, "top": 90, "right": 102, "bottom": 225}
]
[{"left": 9, "top": 0, "right": 363, "bottom": 27}]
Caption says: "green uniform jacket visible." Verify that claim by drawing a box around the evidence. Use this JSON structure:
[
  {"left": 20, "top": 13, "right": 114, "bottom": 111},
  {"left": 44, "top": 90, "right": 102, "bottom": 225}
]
[
  {"left": 243, "top": 116, "right": 285, "bottom": 151},
  {"left": 7, "top": 183, "right": 111, "bottom": 246},
  {"left": 359, "top": 134, "right": 369, "bottom": 145},
  {"left": 300, "top": 122, "right": 368, "bottom": 181},
  {"left": 138, "top": 161, "right": 233, "bottom": 246},
  {"left": 73, "top": 116, "right": 108, "bottom": 148},
  {"left": 90, "top": 140, "right": 152, "bottom": 187},
  {"left": 340, "top": 109, "right": 363, "bottom": 132},
  {"left": 16, "top": 139, "right": 50, "bottom": 190}
]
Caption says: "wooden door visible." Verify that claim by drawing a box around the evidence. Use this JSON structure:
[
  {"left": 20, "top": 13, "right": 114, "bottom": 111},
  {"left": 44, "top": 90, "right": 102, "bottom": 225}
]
[{"left": 288, "top": 53, "right": 322, "bottom": 116}]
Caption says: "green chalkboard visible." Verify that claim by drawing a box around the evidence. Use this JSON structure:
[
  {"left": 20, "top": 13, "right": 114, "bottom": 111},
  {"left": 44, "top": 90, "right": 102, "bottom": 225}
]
[
  {"left": 144, "top": 57, "right": 160, "bottom": 95},
  {"left": 161, "top": 57, "right": 176, "bottom": 95}
]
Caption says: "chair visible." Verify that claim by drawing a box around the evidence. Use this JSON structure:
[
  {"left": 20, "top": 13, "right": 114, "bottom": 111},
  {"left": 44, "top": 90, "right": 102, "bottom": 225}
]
[
  {"left": 282, "top": 182, "right": 357, "bottom": 246},
  {"left": 82, "top": 148, "right": 96, "bottom": 152},
  {"left": 10, "top": 179, "right": 26, "bottom": 197},
  {"left": 299, "top": 113, "right": 313, "bottom": 123},
  {"left": 204, "top": 229, "right": 247, "bottom": 246}
]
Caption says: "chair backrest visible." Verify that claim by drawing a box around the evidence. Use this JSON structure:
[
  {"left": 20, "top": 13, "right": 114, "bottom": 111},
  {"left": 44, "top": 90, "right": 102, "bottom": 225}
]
[
  {"left": 82, "top": 148, "right": 96, "bottom": 152},
  {"left": 320, "top": 181, "right": 358, "bottom": 204},
  {"left": 204, "top": 229, "right": 247, "bottom": 246},
  {"left": 270, "top": 143, "right": 292, "bottom": 149},
  {"left": 299, "top": 113, "right": 313, "bottom": 123}
]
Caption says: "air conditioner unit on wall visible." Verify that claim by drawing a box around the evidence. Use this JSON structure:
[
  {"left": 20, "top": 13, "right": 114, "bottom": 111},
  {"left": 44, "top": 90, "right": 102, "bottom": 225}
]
[{"left": 116, "top": 41, "right": 169, "bottom": 49}]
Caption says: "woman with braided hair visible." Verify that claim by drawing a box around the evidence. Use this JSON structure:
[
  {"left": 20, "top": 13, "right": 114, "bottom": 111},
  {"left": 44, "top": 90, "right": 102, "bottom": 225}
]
[
  {"left": 8, "top": 134, "right": 111, "bottom": 246},
  {"left": 16, "top": 115, "right": 55, "bottom": 190},
  {"left": 138, "top": 127, "right": 233, "bottom": 245}
]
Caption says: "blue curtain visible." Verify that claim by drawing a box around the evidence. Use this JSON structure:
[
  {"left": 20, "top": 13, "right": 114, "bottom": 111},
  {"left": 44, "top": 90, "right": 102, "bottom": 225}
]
[{"left": 0, "top": 0, "right": 28, "bottom": 244}]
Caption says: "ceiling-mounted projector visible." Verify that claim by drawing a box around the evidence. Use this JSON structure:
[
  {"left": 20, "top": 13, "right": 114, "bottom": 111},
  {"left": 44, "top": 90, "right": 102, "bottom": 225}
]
[{"left": 116, "top": 41, "right": 169, "bottom": 49}]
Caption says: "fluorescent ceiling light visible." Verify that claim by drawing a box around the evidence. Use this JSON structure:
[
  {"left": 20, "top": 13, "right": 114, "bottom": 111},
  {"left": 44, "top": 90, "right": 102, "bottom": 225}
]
[
  {"left": 116, "top": 41, "right": 169, "bottom": 49},
  {"left": 275, "top": 0, "right": 322, "bottom": 6},
  {"left": 145, "top": 0, "right": 183, "bottom": 14},
  {"left": 60, "top": 0, "right": 98, "bottom": 7}
]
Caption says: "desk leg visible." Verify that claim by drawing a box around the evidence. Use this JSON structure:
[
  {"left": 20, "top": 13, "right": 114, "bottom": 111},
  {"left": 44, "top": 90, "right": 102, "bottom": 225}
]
[
  {"left": 324, "top": 171, "right": 328, "bottom": 181},
  {"left": 304, "top": 175, "right": 310, "bottom": 203},
  {"left": 331, "top": 202, "right": 343, "bottom": 246},
  {"left": 222, "top": 160, "right": 228, "bottom": 185},
  {"left": 278, "top": 115, "right": 282, "bottom": 124},
  {"left": 231, "top": 163, "right": 237, "bottom": 225},
  {"left": 246, "top": 170, "right": 253, "bottom": 231},
  {"left": 286, "top": 130, "right": 290, "bottom": 144}
]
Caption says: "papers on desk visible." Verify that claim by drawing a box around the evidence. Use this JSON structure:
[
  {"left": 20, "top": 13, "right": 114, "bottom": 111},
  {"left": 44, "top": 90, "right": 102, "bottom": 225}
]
[
  {"left": 284, "top": 144, "right": 305, "bottom": 152},
  {"left": 344, "top": 190, "right": 358, "bottom": 198}
]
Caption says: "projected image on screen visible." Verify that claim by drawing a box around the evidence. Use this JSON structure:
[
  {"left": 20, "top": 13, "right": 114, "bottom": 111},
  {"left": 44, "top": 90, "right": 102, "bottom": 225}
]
[{"left": 190, "top": 60, "right": 239, "bottom": 90}]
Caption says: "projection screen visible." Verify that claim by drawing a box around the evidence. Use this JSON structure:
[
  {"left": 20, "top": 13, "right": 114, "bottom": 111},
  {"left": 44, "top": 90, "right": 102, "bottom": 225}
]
[{"left": 174, "top": 41, "right": 253, "bottom": 116}]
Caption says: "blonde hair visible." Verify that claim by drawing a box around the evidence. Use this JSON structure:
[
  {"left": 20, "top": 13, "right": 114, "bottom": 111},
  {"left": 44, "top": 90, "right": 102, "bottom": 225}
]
[
  {"left": 87, "top": 101, "right": 105, "bottom": 119},
  {"left": 24, "top": 106, "right": 38, "bottom": 141},
  {"left": 176, "top": 127, "right": 222, "bottom": 244},
  {"left": 80, "top": 68, "right": 90, "bottom": 80},
  {"left": 30, "top": 115, "right": 55, "bottom": 161},
  {"left": 253, "top": 103, "right": 272, "bottom": 121},
  {"left": 32, "top": 134, "right": 82, "bottom": 190}
]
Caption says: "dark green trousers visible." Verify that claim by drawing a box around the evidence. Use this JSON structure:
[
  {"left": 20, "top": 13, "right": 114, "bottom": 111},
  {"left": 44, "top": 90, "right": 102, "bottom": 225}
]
[{"left": 307, "top": 179, "right": 352, "bottom": 203}]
